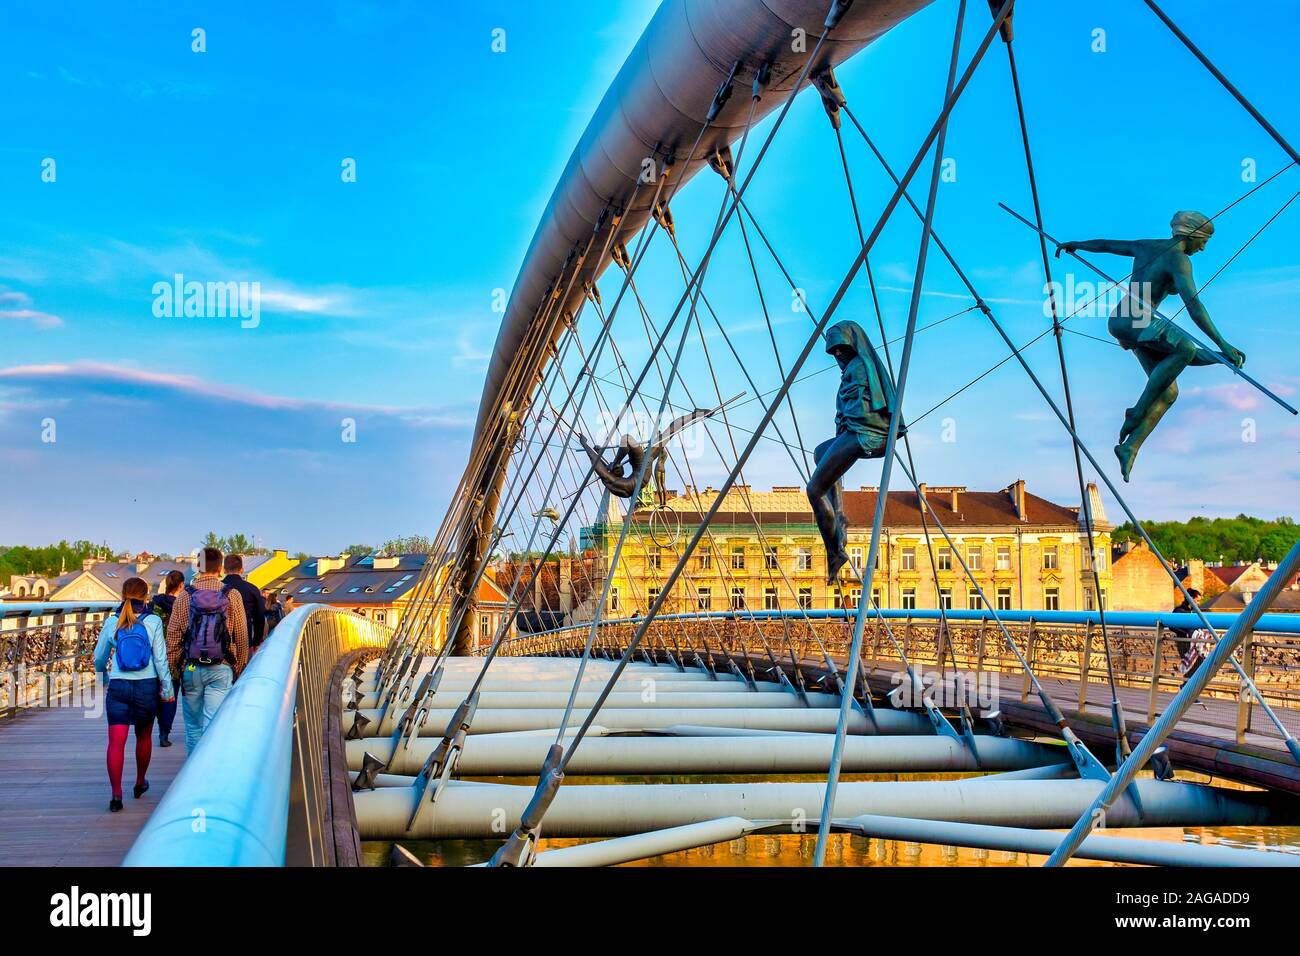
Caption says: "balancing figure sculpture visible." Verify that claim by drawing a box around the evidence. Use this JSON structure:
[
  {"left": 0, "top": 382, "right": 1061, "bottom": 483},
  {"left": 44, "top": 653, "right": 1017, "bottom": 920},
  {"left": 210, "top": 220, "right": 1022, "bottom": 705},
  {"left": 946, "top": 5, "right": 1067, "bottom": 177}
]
[
  {"left": 808, "top": 320, "right": 899, "bottom": 584},
  {"left": 578, "top": 433, "right": 669, "bottom": 510},
  {"left": 1056, "top": 211, "right": 1246, "bottom": 482}
]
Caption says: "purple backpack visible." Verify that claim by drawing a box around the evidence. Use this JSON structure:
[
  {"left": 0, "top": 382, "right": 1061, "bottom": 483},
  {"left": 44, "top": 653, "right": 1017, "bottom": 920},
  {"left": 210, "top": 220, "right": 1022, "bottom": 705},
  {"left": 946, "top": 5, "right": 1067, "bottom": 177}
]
[{"left": 184, "top": 584, "right": 232, "bottom": 665}]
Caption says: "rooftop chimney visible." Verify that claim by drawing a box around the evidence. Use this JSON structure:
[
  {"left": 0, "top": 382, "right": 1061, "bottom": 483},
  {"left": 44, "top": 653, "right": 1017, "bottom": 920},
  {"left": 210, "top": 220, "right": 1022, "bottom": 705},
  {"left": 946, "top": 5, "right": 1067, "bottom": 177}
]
[
  {"left": 917, "top": 482, "right": 928, "bottom": 515},
  {"left": 950, "top": 488, "right": 960, "bottom": 513},
  {"left": 1009, "top": 479, "right": 1028, "bottom": 521}
]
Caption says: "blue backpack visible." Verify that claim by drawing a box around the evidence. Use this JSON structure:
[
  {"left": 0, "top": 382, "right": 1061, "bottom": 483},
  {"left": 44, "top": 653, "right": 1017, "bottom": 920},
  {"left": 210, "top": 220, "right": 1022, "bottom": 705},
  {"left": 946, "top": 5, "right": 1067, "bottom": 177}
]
[{"left": 113, "top": 613, "right": 154, "bottom": 672}]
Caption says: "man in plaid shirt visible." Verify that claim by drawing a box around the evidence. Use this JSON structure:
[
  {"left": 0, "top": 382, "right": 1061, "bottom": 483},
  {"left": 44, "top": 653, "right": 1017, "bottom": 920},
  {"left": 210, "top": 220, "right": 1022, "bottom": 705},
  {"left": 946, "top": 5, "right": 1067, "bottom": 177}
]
[{"left": 166, "top": 547, "right": 249, "bottom": 751}]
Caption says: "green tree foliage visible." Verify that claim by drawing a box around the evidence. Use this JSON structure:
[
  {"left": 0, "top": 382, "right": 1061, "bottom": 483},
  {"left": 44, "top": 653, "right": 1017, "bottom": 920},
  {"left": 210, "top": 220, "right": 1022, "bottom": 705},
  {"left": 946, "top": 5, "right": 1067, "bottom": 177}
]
[
  {"left": 1112, "top": 514, "right": 1297, "bottom": 563},
  {"left": 199, "top": 532, "right": 268, "bottom": 555},
  {"left": 379, "top": 535, "right": 435, "bottom": 555},
  {"left": 341, "top": 543, "right": 376, "bottom": 557},
  {"left": 0, "top": 539, "right": 105, "bottom": 581}
]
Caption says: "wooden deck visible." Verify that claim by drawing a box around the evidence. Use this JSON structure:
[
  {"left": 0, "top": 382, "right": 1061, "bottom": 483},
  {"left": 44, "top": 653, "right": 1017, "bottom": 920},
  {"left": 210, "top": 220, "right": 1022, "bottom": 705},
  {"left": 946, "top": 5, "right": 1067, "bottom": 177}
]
[{"left": 0, "top": 700, "right": 187, "bottom": 866}]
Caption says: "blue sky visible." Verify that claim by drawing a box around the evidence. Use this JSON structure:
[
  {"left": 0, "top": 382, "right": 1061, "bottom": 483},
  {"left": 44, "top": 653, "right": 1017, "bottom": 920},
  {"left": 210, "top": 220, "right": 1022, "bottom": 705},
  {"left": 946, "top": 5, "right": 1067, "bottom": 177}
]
[{"left": 1, "top": 0, "right": 1297, "bottom": 556}]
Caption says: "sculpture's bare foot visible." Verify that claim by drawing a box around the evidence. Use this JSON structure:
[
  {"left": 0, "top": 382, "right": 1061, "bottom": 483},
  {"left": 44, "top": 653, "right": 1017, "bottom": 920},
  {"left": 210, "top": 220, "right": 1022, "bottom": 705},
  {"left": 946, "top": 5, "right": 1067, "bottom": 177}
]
[
  {"left": 827, "top": 549, "right": 850, "bottom": 585},
  {"left": 1119, "top": 407, "right": 1141, "bottom": 444},
  {"left": 1114, "top": 442, "right": 1136, "bottom": 483}
]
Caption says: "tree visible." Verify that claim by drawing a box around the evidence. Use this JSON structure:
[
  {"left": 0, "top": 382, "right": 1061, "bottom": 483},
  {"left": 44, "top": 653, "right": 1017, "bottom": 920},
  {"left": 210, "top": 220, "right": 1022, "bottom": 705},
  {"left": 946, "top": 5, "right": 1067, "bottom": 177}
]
[
  {"left": 1112, "top": 514, "right": 1297, "bottom": 563},
  {"left": 342, "top": 543, "right": 376, "bottom": 557},
  {"left": 379, "top": 535, "right": 435, "bottom": 555}
]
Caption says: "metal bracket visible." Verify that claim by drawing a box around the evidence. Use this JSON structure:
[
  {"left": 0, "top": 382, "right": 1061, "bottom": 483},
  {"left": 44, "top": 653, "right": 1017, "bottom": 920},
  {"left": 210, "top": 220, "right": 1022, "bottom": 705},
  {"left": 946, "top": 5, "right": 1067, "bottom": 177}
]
[
  {"left": 351, "top": 751, "right": 385, "bottom": 792},
  {"left": 489, "top": 743, "right": 566, "bottom": 867},
  {"left": 811, "top": 68, "right": 847, "bottom": 129}
]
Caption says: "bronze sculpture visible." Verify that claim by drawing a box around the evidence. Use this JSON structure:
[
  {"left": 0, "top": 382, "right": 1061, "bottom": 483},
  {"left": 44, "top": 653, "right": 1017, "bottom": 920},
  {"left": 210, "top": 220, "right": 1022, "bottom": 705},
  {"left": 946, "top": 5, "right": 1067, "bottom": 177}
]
[
  {"left": 807, "top": 320, "right": 899, "bottom": 584},
  {"left": 1056, "top": 211, "right": 1245, "bottom": 481}
]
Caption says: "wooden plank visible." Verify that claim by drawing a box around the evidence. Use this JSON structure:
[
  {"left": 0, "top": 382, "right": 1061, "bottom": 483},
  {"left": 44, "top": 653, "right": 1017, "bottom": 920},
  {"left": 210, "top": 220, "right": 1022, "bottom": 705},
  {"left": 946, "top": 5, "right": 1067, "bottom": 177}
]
[{"left": 0, "top": 701, "right": 187, "bottom": 866}]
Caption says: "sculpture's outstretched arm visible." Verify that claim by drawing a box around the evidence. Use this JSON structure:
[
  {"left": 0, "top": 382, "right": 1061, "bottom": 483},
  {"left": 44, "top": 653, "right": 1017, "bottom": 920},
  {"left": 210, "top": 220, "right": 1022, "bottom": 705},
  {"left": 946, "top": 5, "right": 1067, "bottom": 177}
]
[{"left": 1056, "top": 238, "right": 1138, "bottom": 258}]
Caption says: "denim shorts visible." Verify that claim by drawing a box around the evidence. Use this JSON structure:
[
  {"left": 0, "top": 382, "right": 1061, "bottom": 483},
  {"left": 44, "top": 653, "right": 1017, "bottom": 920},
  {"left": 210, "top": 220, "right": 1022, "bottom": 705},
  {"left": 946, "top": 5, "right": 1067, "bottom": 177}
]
[{"left": 105, "top": 677, "right": 160, "bottom": 726}]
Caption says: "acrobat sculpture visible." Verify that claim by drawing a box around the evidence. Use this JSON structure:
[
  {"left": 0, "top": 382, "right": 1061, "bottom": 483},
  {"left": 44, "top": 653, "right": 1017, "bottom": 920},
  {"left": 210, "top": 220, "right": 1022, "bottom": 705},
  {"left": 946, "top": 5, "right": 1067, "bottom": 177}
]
[
  {"left": 579, "top": 404, "right": 738, "bottom": 511},
  {"left": 808, "top": 320, "right": 899, "bottom": 584},
  {"left": 1056, "top": 211, "right": 1246, "bottom": 482}
]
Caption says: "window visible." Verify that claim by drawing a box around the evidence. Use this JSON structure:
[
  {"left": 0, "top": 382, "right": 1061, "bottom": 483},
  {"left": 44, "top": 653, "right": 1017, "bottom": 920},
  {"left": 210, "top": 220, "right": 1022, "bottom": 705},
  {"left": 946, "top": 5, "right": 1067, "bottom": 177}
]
[
  {"left": 730, "top": 586, "right": 746, "bottom": 610},
  {"left": 299, "top": 585, "right": 313, "bottom": 593},
  {"left": 996, "top": 546, "right": 1012, "bottom": 571},
  {"left": 1083, "top": 588, "right": 1093, "bottom": 611},
  {"left": 901, "top": 547, "right": 916, "bottom": 571},
  {"left": 967, "top": 546, "right": 982, "bottom": 571},
  {"left": 1044, "top": 587, "right": 1060, "bottom": 611},
  {"left": 1094, "top": 548, "right": 1107, "bottom": 572},
  {"left": 968, "top": 587, "right": 983, "bottom": 610},
  {"left": 1042, "top": 545, "right": 1058, "bottom": 570},
  {"left": 479, "top": 614, "right": 491, "bottom": 639},
  {"left": 795, "top": 548, "right": 813, "bottom": 572},
  {"left": 937, "top": 547, "right": 952, "bottom": 572},
  {"left": 763, "top": 587, "right": 778, "bottom": 611},
  {"left": 901, "top": 587, "right": 917, "bottom": 610},
  {"left": 696, "top": 586, "right": 712, "bottom": 612},
  {"left": 850, "top": 546, "right": 864, "bottom": 570},
  {"left": 647, "top": 551, "right": 661, "bottom": 571},
  {"left": 731, "top": 547, "right": 745, "bottom": 570},
  {"left": 609, "top": 587, "right": 620, "bottom": 612},
  {"left": 851, "top": 588, "right": 863, "bottom": 609},
  {"left": 647, "top": 586, "right": 661, "bottom": 608},
  {"left": 1100, "top": 588, "right": 1108, "bottom": 610},
  {"left": 764, "top": 546, "right": 779, "bottom": 570},
  {"left": 833, "top": 590, "right": 844, "bottom": 610},
  {"left": 939, "top": 588, "right": 953, "bottom": 610},
  {"left": 797, "top": 587, "right": 813, "bottom": 610},
  {"left": 871, "top": 587, "right": 882, "bottom": 609},
  {"left": 348, "top": 586, "right": 361, "bottom": 593},
  {"left": 996, "top": 587, "right": 1012, "bottom": 611},
  {"left": 384, "top": 573, "right": 414, "bottom": 594},
  {"left": 697, "top": 550, "right": 712, "bottom": 570}
]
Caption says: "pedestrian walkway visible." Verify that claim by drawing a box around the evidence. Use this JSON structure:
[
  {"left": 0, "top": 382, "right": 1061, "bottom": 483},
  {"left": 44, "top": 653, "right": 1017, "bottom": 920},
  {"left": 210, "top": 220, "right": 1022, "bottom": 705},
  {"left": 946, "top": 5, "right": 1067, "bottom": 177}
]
[{"left": 0, "top": 701, "right": 186, "bottom": 866}]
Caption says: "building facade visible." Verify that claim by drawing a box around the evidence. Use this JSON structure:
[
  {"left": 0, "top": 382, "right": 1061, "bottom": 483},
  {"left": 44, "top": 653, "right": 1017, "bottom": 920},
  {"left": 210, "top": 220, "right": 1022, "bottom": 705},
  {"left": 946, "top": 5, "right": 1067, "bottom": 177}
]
[{"left": 600, "top": 480, "right": 1115, "bottom": 617}]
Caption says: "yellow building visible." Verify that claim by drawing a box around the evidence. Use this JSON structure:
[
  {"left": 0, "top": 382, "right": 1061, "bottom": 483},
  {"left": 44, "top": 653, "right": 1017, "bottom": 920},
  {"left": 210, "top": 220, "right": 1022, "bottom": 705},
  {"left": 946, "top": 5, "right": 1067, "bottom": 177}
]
[{"left": 599, "top": 480, "right": 1113, "bottom": 616}]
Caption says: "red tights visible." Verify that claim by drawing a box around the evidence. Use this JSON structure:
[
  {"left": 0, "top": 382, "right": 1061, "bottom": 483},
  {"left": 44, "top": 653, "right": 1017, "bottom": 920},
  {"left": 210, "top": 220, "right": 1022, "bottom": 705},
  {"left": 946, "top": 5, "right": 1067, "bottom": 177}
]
[{"left": 106, "top": 722, "right": 153, "bottom": 799}]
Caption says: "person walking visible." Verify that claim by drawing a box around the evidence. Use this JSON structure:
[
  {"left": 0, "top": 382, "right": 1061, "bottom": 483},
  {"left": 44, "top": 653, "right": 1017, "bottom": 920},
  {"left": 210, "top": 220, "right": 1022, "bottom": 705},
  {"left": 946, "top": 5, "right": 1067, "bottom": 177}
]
[
  {"left": 151, "top": 569, "right": 186, "bottom": 747},
  {"left": 262, "top": 588, "right": 283, "bottom": 637},
  {"left": 93, "top": 576, "right": 175, "bottom": 812},
  {"left": 166, "top": 547, "right": 248, "bottom": 752},
  {"left": 222, "top": 554, "right": 266, "bottom": 652}
]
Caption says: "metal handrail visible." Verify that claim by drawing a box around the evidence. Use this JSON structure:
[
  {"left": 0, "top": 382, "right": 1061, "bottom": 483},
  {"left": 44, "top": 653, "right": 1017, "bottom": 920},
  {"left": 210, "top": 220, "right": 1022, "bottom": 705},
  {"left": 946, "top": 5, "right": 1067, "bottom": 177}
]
[
  {"left": 0, "top": 600, "right": 118, "bottom": 717},
  {"left": 496, "top": 606, "right": 1300, "bottom": 644},
  {"left": 491, "top": 607, "right": 1300, "bottom": 746},
  {"left": 124, "top": 604, "right": 390, "bottom": 867}
]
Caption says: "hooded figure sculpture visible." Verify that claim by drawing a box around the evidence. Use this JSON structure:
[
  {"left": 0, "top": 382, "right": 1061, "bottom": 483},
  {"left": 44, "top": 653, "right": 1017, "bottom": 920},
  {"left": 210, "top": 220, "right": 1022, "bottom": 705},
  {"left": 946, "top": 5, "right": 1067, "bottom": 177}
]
[{"left": 808, "top": 320, "right": 900, "bottom": 584}]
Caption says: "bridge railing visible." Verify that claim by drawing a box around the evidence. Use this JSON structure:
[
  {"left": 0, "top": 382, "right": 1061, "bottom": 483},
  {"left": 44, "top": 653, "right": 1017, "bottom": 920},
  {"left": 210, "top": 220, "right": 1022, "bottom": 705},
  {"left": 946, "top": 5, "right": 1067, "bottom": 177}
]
[
  {"left": 491, "top": 608, "right": 1300, "bottom": 746},
  {"left": 124, "top": 604, "right": 391, "bottom": 867},
  {"left": 0, "top": 601, "right": 117, "bottom": 718}
]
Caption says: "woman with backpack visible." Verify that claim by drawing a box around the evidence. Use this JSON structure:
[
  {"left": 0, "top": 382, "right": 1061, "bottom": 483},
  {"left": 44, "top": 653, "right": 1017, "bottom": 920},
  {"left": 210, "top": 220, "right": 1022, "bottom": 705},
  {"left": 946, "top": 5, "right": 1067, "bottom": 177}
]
[{"left": 93, "top": 576, "right": 175, "bottom": 812}]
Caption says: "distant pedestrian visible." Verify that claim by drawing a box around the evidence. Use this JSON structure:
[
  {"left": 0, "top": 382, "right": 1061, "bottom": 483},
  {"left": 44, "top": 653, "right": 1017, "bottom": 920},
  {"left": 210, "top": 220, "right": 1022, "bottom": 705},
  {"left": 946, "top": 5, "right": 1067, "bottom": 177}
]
[
  {"left": 222, "top": 554, "right": 266, "bottom": 651},
  {"left": 280, "top": 592, "right": 297, "bottom": 620},
  {"left": 151, "top": 570, "right": 186, "bottom": 747},
  {"left": 167, "top": 547, "right": 248, "bottom": 752},
  {"left": 1171, "top": 588, "right": 1211, "bottom": 681},
  {"left": 93, "top": 576, "right": 174, "bottom": 812},
  {"left": 262, "top": 589, "right": 283, "bottom": 637}
]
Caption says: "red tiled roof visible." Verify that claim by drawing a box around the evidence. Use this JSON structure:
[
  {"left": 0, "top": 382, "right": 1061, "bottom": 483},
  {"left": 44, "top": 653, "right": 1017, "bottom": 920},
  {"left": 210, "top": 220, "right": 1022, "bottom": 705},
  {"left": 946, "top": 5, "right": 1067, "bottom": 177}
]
[
  {"left": 635, "top": 488, "right": 1080, "bottom": 530},
  {"left": 1208, "top": 565, "right": 1252, "bottom": 586}
]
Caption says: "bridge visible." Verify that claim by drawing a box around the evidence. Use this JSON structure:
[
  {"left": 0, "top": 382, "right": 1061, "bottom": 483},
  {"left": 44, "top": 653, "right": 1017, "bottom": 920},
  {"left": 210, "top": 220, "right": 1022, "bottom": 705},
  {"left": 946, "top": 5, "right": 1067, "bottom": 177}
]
[{"left": 4, "top": 0, "right": 1300, "bottom": 869}]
